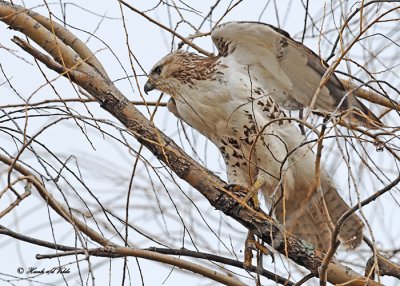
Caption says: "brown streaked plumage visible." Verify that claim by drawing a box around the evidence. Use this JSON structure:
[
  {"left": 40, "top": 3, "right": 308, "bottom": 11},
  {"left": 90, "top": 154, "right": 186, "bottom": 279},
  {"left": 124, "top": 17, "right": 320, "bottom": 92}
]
[
  {"left": 145, "top": 21, "right": 366, "bottom": 253},
  {"left": 145, "top": 50, "right": 219, "bottom": 93}
]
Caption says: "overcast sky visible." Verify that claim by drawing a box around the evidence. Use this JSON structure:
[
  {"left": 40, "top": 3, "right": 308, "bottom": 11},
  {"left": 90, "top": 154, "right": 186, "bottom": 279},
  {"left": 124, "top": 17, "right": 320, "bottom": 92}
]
[{"left": 1, "top": 1, "right": 399, "bottom": 285}]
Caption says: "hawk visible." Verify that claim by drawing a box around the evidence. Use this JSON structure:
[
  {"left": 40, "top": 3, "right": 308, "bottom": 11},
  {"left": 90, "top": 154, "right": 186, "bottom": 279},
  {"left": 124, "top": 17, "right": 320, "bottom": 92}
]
[{"left": 144, "top": 22, "right": 371, "bottom": 255}]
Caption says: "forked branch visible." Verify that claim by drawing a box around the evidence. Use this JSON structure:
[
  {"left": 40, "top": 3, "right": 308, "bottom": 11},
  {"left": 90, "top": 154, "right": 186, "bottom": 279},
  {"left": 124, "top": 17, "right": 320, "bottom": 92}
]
[{"left": 0, "top": 2, "right": 392, "bottom": 285}]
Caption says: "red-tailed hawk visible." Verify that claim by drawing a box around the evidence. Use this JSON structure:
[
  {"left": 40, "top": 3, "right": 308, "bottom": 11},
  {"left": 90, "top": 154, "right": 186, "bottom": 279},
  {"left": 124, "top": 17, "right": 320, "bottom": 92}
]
[{"left": 144, "top": 22, "right": 369, "bottom": 254}]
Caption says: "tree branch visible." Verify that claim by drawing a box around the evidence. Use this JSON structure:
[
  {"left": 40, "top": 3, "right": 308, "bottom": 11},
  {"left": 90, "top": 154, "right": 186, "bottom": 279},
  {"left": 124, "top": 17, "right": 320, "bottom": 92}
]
[
  {"left": 36, "top": 246, "right": 295, "bottom": 286},
  {"left": 0, "top": 155, "right": 247, "bottom": 286},
  {"left": 341, "top": 79, "right": 400, "bottom": 111},
  {"left": 0, "top": 2, "right": 383, "bottom": 285}
]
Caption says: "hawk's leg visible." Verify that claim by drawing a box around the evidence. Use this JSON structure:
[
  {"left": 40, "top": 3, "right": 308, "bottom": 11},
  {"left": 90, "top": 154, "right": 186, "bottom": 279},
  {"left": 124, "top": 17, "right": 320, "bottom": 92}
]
[
  {"left": 241, "top": 177, "right": 266, "bottom": 208},
  {"left": 225, "top": 183, "right": 259, "bottom": 209},
  {"left": 225, "top": 178, "right": 272, "bottom": 269},
  {"left": 224, "top": 177, "right": 266, "bottom": 209},
  {"left": 244, "top": 231, "right": 274, "bottom": 269}
]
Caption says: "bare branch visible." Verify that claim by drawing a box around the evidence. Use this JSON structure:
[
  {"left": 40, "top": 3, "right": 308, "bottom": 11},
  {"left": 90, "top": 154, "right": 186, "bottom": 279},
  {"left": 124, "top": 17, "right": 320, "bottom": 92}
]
[
  {"left": 1, "top": 1, "right": 398, "bottom": 285},
  {"left": 119, "top": 0, "right": 213, "bottom": 56}
]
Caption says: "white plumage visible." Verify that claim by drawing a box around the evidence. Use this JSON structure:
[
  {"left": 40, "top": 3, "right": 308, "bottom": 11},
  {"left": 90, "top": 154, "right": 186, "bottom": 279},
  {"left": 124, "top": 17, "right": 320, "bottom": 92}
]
[{"left": 145, "top": 21, "right": 368, "bottom": 251}]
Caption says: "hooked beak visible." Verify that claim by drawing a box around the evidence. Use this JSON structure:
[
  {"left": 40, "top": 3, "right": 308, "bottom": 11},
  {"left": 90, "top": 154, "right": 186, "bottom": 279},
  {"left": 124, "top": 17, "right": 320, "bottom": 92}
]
[{"left": 144, "top": 80, "right": 155, "bottom": 95}]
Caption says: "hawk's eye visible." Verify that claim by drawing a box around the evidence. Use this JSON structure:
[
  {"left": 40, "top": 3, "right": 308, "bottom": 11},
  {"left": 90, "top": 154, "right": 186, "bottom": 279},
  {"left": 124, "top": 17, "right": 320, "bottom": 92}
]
[{"left": 153, "top": 65, "right": 162, "bottom": 75}]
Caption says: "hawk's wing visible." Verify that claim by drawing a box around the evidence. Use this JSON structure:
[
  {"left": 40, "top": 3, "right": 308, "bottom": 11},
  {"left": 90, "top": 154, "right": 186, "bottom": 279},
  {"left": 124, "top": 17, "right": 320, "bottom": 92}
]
[{"left": 211, "top": 21, "right": 379, "bottom": 124}]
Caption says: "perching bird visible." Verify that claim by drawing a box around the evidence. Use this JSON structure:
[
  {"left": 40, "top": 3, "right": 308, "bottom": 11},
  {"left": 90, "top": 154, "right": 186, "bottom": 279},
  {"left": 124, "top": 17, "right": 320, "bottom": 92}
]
[{"left": 144, "top": 22, "right": 370, "bottom": 257}]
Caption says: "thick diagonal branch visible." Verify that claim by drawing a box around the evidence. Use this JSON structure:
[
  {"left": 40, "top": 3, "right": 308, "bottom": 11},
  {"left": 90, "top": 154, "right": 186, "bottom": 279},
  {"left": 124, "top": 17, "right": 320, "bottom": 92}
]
[{"left": 0, "top": 2, "right": 381, "bottom": 285}]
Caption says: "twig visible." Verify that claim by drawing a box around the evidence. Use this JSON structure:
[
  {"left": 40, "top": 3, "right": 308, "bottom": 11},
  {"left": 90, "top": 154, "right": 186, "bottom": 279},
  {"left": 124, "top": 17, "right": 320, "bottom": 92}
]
[
  {"left": 119, "top": 0, "right": 212, "bottom": 56},
  {"left": 0, "top": 224, "right": 77, "bottom": 251},
  {"left": 36, "top": 246, "right": 294, "bottom": 285},
  {"left": 319, "top": 174, "right": 400, "bottom": 285},
  {"left": 0, "top": 153, "right": 113, "bottom": 247},
  {"left": 0, "top": 179, "right": 31, "bottom": 218},
  {"left": 145, "top": 247, "right": 294, "bottom": 285},
  {"left": 0, "top": 155, "right": 246, "bottom": 286},
  {"left": 305, "top": 5, "right": 400, "bottom": 120},
  {"left": 0, "top": 98, "right": 167, "bottom": 108},
  {"left": 341, "top": 79, "right": 400, "bottom": 111},
  {"left": 293, "top": 273, "right": 315, "bottom": 286},
  {"left": 0, "top": 3, "right": 384, "bottom": 285}
]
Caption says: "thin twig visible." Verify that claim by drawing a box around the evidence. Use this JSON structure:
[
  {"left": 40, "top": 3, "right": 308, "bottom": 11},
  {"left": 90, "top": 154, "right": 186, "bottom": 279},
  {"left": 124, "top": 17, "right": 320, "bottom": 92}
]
[{"left": 119, "top": 0, "right": 212, "bottom": 56}]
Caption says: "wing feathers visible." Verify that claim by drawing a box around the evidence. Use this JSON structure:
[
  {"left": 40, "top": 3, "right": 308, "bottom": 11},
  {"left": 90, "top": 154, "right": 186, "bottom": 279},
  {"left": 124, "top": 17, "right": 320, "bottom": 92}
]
[{"left": 212, "top": 21, "right": 381, "bottom": 127}]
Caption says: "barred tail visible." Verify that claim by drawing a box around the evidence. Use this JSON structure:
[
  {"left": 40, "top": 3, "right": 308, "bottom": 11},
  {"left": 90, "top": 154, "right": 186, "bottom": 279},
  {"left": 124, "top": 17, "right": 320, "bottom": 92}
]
[{"left": 321, "top": 174, "right": 364, "bottom": 249}]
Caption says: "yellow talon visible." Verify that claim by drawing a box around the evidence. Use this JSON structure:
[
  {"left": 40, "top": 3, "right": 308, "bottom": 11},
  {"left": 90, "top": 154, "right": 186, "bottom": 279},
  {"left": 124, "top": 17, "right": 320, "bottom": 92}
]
[
  {"left": 244, "top": 231, "right": 274, "bottom": 269},
  {"left": 241, "top": 178, "right": 266, "bottom": 209}
]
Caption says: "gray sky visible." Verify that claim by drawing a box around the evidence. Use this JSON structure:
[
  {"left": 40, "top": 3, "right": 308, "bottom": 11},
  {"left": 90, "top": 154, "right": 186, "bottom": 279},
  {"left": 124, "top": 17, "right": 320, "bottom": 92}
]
[{"left": 1, "top": 1, "right": 399, "bottom": 285}]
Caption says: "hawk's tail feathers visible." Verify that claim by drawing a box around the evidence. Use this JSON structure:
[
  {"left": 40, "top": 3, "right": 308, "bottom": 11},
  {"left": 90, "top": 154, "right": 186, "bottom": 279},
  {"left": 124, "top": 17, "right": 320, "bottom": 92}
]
[
  {"left": 283, "top": 202, "right": 332, "bottom": 252},
  {"left": 284, "top": 174, "right": 364, "bottom": 252},
  {"left": 321, "top": 176, "right": 364, "bottom": 249}
]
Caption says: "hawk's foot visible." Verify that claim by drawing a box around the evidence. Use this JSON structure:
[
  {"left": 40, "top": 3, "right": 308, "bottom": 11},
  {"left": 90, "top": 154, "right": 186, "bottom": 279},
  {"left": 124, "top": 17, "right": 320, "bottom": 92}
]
[
  {"left": 244, "top": 231, "right": 274, "bottom": 270},
  {"left": 224, "top": 183, "right": 259, "bottom": 209}
]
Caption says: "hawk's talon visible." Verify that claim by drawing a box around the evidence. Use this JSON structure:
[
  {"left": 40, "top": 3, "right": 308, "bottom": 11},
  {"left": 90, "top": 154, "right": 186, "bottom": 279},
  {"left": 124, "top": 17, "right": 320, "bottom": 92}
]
[
  {"left": 243, "top": 245, "right": 253, "bottom": 270},
  {"left": 224, "top": 183, "right": 260, "bottom": 209},
  {"left": 254, "top": 241, "right": 274, "bottom": 262},
  {"left": 224, "top": 183, "right": 243, "bottom": 193},
  {"left": 244, "top": 231, "right": 274, "bottom": 269},
  {"left": 241, "top": 188, "right": 260, "bottom": 210},
  {"left": 144, "top": 21, "right": 366, "bottom": 258}
]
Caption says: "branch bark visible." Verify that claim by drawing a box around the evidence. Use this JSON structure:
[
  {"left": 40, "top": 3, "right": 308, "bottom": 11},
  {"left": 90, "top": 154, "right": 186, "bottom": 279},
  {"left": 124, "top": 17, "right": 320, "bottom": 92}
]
[
  {"left": 0, "top": 1, "right": 386, "bottom": 285},
  {"left": 0, "top": 224, "right": 292, "bottom": 285},
  {"left": 341, "top": 79, "right": 400, "bottom": 111},
  {"left": 0, "top": 154, "right": 246, "bottom": 286}
]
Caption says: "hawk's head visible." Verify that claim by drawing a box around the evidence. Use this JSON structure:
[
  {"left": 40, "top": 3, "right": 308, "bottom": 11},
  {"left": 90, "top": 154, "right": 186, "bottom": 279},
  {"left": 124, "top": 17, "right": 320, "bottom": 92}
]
[
  {"left": 144, "top": 50, "right": 186, "bottom": 96},
  {"left": 144, "top": 50, "right": 218, "bottom": 97}
]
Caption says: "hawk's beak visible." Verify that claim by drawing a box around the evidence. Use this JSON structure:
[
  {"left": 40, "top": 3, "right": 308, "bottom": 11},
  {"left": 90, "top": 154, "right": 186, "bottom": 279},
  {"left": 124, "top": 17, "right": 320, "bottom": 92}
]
[{"left": 144, "top": 80, "right": 155, "bottom": 95}]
